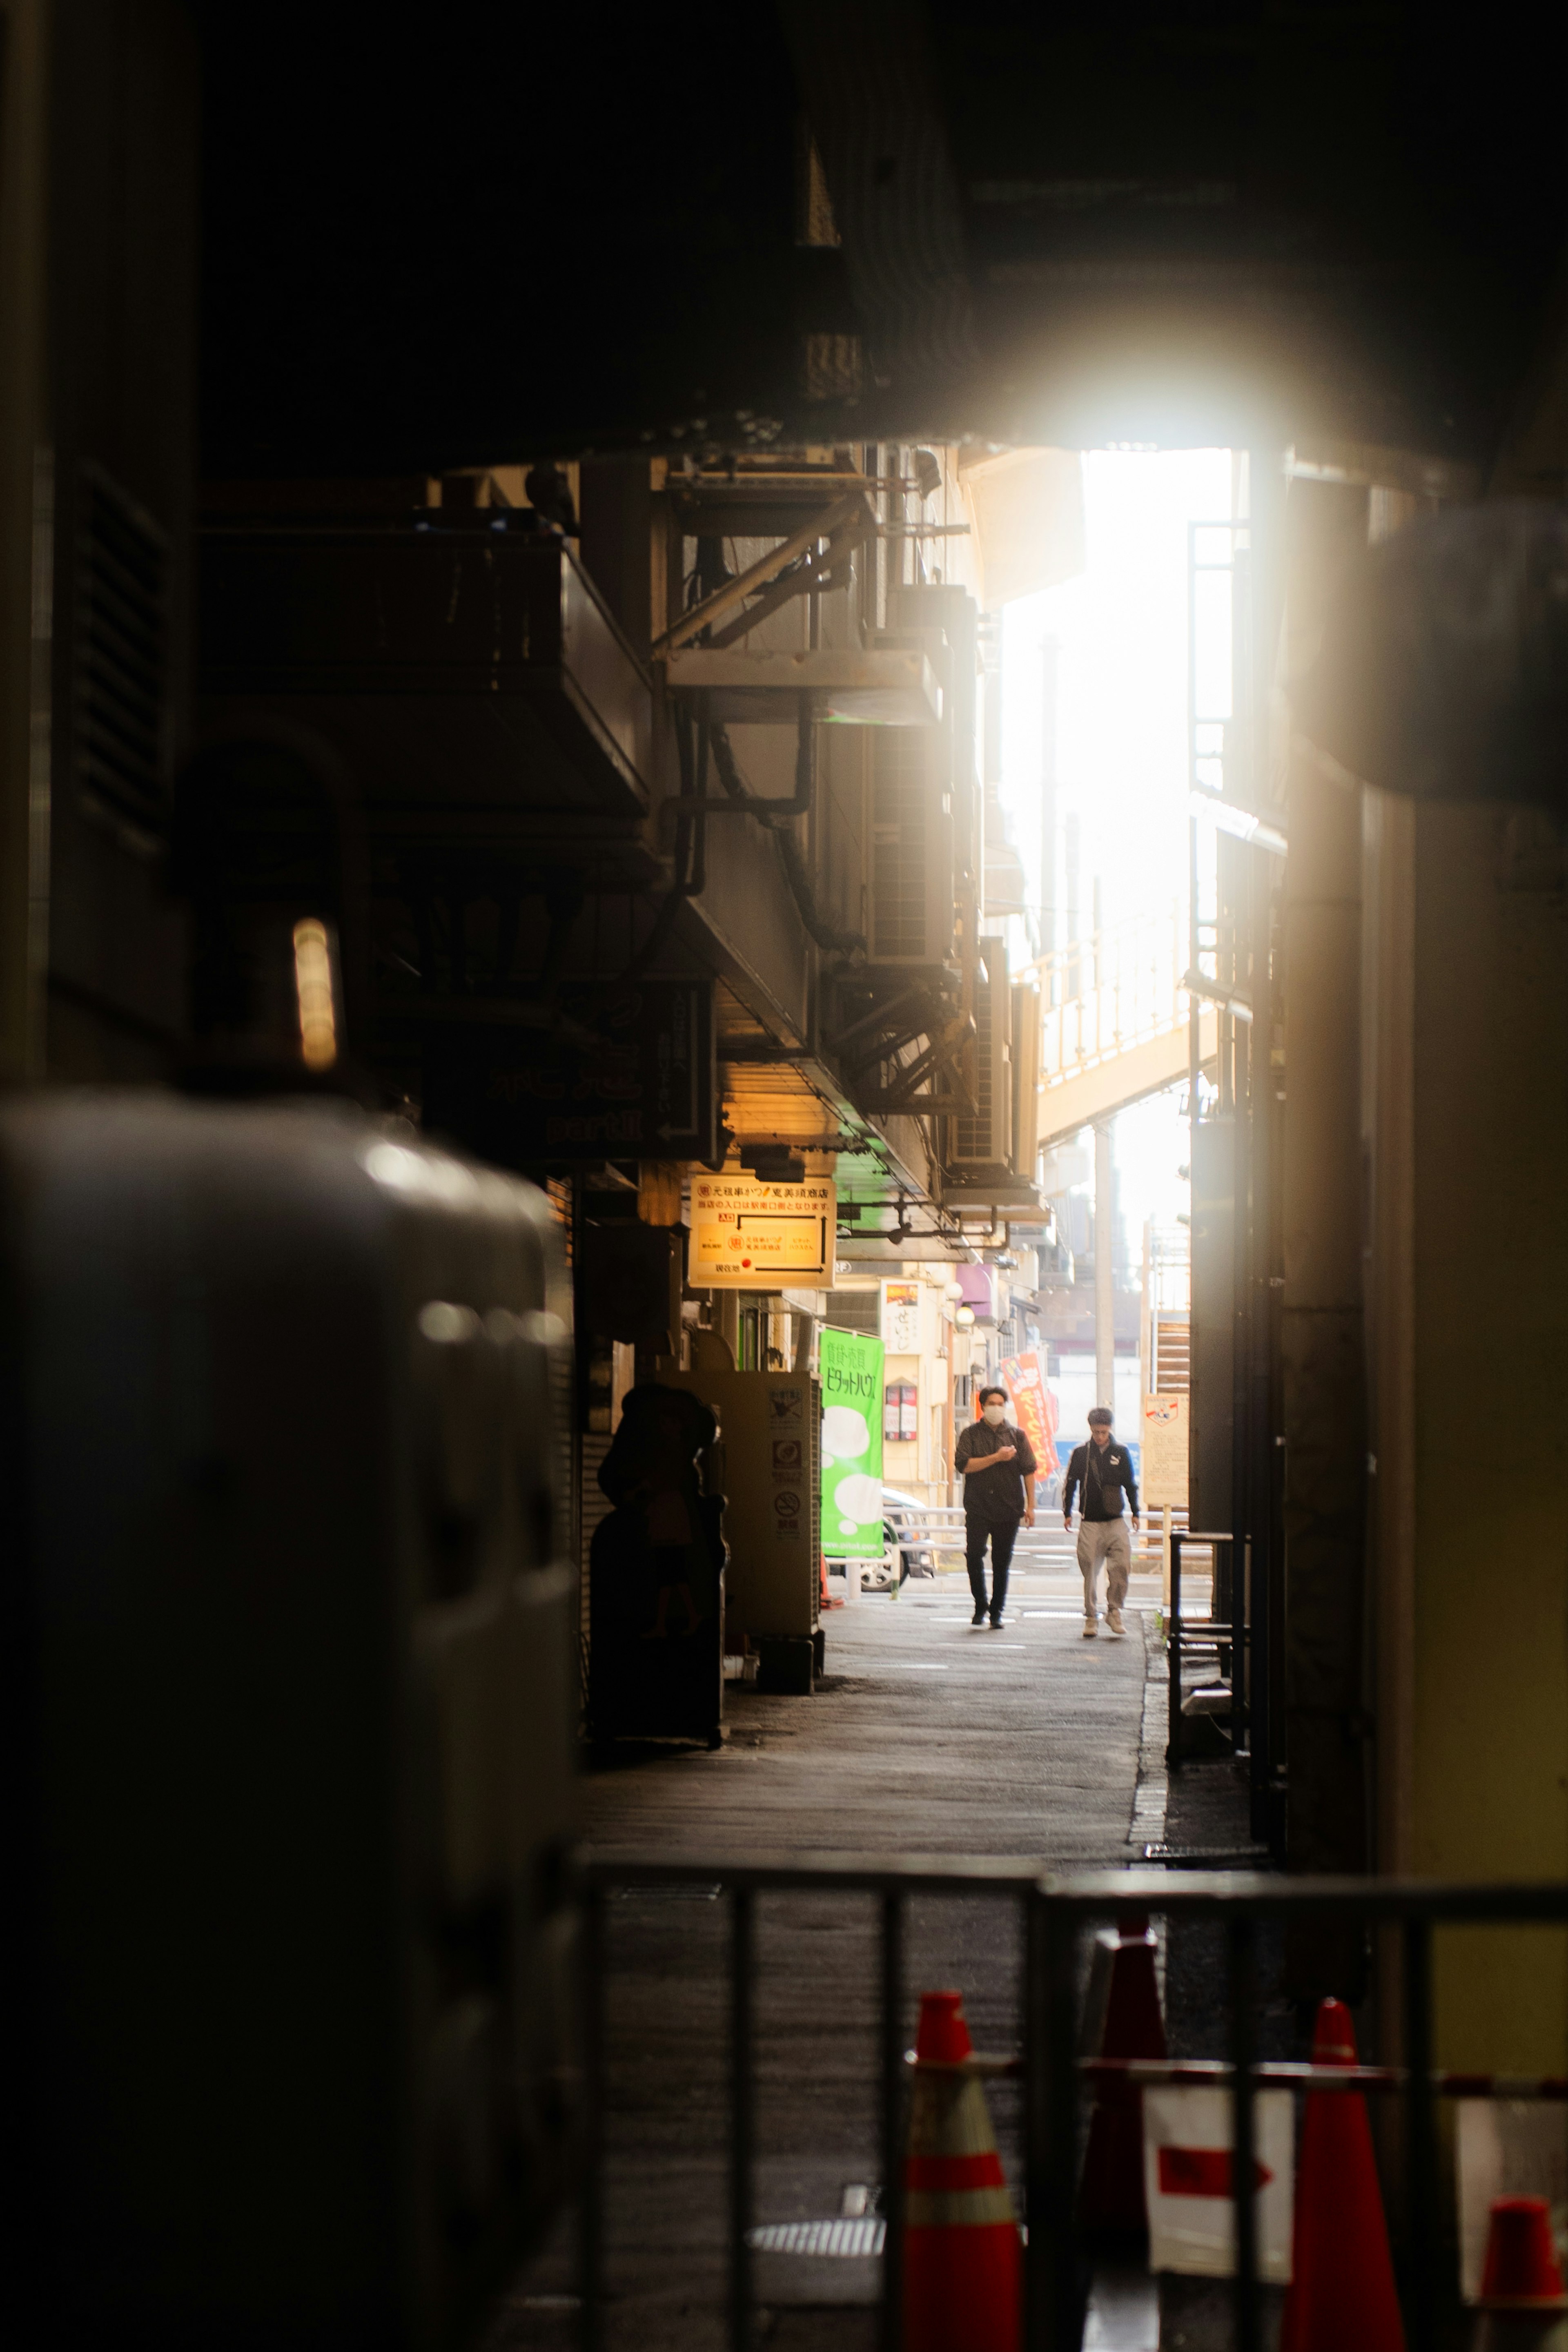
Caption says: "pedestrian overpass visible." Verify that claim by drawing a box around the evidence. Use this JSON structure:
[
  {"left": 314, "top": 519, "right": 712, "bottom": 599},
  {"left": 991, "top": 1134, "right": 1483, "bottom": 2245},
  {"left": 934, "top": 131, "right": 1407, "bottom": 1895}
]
[{"left": 1028, "top": 896, "right": 1217, "bottom": 1150}]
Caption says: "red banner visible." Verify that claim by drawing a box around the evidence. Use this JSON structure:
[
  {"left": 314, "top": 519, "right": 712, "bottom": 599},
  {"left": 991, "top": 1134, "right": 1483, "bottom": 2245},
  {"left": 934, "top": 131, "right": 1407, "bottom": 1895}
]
[{"left": 999, "top": 1350, "right": 1059, "bottom": 1469}]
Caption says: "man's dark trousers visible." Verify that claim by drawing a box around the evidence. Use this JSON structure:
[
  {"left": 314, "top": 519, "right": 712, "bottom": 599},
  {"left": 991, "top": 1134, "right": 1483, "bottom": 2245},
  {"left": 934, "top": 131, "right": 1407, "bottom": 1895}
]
[{"left": 966, "top": 1517, "right": 1019, "bottom": 1621}]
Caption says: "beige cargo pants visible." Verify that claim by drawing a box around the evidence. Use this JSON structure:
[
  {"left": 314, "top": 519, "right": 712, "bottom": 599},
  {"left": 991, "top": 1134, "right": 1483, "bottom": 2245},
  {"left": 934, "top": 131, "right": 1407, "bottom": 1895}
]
[{"left": 1077, "top": 1516, "right": 1131, "bottom": 1621}]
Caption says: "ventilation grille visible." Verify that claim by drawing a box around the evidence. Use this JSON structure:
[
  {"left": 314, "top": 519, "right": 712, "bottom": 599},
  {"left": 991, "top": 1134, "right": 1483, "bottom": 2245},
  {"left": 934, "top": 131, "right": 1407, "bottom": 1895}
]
[
  {"left": 823, "top": 1287, "right": 881, "bottom": 1335},
  {"left": 545, "top": 1174, "right": 588, "bottom": 1701},
  {"left": 951, "top": 959, "right": 1011, "bottom": 1167},
  {"left": 870, "top": 727, "right": 929, "bottom": 960},
  {"left": 74, "top": 466, "right": 168, "bottom": 836}
]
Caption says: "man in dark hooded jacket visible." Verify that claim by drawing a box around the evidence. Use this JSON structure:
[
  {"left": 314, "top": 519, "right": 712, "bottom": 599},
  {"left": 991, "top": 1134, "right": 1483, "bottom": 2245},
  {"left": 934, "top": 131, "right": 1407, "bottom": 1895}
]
[{"left": 1061, "top": 1406, "right": 1140, "bottom": 1638}]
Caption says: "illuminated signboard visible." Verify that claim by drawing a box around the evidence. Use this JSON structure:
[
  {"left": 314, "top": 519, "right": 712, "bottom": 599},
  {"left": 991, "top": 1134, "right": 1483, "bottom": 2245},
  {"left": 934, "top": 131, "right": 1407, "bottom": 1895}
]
[{"left": 690, "top": 1173, "right": 836, "bottom": 1289}]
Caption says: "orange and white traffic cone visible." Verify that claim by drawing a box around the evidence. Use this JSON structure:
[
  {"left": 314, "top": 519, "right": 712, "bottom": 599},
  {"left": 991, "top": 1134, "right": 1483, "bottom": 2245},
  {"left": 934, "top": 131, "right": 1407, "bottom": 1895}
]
[
  {"left": 902, "top": 1991, "right": 1020, "bottom": 2352},
  {"left": 1079, "top": 1911, "right": 1166, "bottom": 2237},
  {"left": 1281, "top": 1998, "right": 1405, "bottom": 2352},
  {"left": 1475, "top": 2197, "right": 1568, "bottom": 2352}
]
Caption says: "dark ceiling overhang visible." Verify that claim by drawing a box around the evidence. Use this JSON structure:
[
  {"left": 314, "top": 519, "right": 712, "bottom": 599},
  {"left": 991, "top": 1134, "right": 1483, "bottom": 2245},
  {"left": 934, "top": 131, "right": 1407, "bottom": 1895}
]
[
  {"left": 198, "top": 4, "right": 1567, "bottom": 475},
  {"left": 1298, "top": 502, "right": 1568, "bottom": 810}
]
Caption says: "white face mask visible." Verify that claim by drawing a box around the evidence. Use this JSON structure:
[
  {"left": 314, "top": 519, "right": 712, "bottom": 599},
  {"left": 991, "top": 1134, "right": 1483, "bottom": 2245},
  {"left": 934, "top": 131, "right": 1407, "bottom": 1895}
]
[{"left": 982, "top": 1404, "right": 1007, "bottom": 1427}]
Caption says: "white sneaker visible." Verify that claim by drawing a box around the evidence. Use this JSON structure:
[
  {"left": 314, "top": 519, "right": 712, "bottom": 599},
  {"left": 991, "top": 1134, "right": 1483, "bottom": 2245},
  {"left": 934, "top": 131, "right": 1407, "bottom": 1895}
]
[
  {"left": 1106, "top": 1607, "right": 1125, "bottom": 1636},
  {"left": 1081, "top": 1616, "right": 1098, "bottom": 1638}
]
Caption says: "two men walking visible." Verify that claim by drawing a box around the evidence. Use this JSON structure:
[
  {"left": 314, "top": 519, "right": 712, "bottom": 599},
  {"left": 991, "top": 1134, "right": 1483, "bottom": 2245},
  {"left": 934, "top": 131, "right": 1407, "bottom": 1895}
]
[
  {"left": 1061, "top": 1406, "right": 1140, "bottom": 1636},
  {"left": 954, "top": 1389, "right": 1137, "bottom": 1638}
]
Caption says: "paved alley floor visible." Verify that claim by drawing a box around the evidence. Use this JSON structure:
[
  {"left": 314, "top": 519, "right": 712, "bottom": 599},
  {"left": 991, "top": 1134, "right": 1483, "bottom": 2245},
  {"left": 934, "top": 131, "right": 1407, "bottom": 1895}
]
[
  {"left": 587, "top": 1561, "right": 1165, "bottom": 1864},
  {"left": 493, "top": 1565, "right": 1180, "bottom": 2352}
]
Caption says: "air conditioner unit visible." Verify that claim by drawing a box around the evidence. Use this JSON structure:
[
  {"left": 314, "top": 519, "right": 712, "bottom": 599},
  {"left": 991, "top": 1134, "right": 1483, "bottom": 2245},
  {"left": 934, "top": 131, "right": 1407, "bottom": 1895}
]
[
  {"left": 865, "top": 586, "right": 979, "bottom": 970},
  {"left": 867, "top": 718, "right": 955, "bottom": 967},
  {"left": 1011, "top": 982, "right": 1041, "bottom": 1179},
  {"left": 951, "top": 937, "right": 1013, "bottom": 1170}
]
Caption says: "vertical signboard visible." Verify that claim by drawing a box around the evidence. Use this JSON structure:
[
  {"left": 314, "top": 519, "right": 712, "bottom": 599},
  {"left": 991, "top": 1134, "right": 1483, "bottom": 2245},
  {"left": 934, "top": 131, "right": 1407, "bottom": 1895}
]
[
  {"left": 882, "top": 1280, "right": 921, "bottom": 1353},
  {"left": 819, "top": 1326, "right": 885, "bottom": 1558},
  {"left": 1000, "top": 1349, "right": 1060, "bottom": 1470},
  {"left": 1140, "top": 1393, "right": 1189, "bottom": 1507}
]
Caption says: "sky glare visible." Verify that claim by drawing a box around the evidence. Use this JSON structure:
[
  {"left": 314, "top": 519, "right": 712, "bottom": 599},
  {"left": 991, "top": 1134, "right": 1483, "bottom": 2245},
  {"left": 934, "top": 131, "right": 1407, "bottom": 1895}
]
[{"left": 1000, "top": 447, "right": 1236, "bottom": 1252}]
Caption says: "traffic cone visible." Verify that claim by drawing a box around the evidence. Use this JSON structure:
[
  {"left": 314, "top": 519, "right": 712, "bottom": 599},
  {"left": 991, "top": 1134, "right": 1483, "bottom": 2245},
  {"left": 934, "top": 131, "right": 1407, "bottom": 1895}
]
[
  {"left": 1281, "top": 1998, "right": 1405, "bottom": 2352},
  {"left": 1079, "top": 1911, "right": 1166, "bottom": 2236},
  {"left": 902, "top": 1991, "right": 1020, "bottom": 2352},
  {"left": 1476, "top": 2198, "right": 1568, "bottom": 2352}
]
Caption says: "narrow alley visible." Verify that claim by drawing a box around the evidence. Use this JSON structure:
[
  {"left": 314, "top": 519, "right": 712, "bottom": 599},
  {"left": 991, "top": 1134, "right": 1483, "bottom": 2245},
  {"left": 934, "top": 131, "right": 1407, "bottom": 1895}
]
[
  {"left": 7, "top": 12, "right": 1568, "bottom": 2352},
  {"left": 496, "top": 1554, "right": 1182, "bottom": 2352},
  {"left": 587, "top": 1551, "right": 1163, "bottom": 1865}
]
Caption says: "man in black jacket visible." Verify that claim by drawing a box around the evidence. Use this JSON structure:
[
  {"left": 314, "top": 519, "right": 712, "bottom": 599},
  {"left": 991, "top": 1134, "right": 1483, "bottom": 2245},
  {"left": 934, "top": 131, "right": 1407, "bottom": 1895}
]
[
  {"left": 1061, "top": 1407, "right": 1140, "bottom": 1638},
  {"left": 953, "top": 1386, "right": 1037, "bottom": 1627}
]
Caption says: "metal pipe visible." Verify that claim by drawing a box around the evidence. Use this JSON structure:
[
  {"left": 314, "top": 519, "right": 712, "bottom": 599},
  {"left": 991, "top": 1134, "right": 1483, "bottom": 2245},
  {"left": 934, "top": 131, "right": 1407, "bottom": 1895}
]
[
  {"left": 581, "top": 1857, "right": 1568, "bottom": 1924},
  {"left": 880, "top": 1890, "right": 905, "bottom": 2352},
  {"left": 731, "top": 1886, "right": 755, "bottom": 2352},
  {"left": 1228, "top": 1915, "right": 1260, "bottom": 2352},
  {"left": 1169, "top": 1533, "right": 1184, "bottom": 1767},
  {"left": 660, "top": 694, "right": 815, "bottom": 827},
  {"left": 1040, "top": 1891, "right": 1083, "bottom": 2352},
  {"left": 1024, "top": 1884, "right": 1048, "bottom": 2352},
  {"left": 579, "top": 1879, "right": 606, "bottom": 2352},
  {"left": 1094, "top": 1121, "right": 1114, "bottom": 1416},
  {"left": 1404, "top": 1919, "right": 1438, "bottom": 2352},
  {"left": 653, "top": 490, "right": 869, "bottom": 656}
]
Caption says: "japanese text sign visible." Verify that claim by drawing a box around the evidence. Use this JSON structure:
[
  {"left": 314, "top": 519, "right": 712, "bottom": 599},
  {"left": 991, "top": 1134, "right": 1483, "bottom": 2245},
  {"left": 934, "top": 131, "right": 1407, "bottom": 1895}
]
[{"left": 820, "top": 1326, "right": 885, "bottom": 1560}]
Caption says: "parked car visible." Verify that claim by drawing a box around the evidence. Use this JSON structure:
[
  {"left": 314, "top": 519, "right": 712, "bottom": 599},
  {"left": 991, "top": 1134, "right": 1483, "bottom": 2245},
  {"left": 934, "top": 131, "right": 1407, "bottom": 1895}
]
[
  {"left": 826, "top": 1485, "right": 940, "bottom": 1591},
  {"left": 884, "top": 1487, "right": 939, "bottom": 1581}
]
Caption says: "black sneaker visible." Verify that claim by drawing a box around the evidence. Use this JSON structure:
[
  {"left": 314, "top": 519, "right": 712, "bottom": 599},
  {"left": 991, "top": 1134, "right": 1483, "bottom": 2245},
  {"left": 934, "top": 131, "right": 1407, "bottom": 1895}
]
[
  {"left": 971, "top": 1606, "right": 987, "bottom": 1626},
  {"left": 989, "top": 1614, "right": 1005, "bottom": 1630}
]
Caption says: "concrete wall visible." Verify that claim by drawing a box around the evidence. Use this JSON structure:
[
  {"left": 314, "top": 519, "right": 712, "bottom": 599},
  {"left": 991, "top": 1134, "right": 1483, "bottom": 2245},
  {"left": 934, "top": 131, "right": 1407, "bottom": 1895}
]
[
  {"left": 1369, "top": 797, "right": 1568, "bottom": 2067},
  {"left": 1282, "top": 481, "right": 1372, "bottom": 1885}
]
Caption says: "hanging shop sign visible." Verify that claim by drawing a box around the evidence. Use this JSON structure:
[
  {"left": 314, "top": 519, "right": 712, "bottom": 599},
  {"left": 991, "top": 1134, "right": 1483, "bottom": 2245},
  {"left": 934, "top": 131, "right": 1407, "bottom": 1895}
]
[
  {"left": 882, "top": 1279, "right": 921, "bottom": 1353},
  {"left": 689, "top": 1172, "right": 835, "bottom": 1289},
  {"left": 420, "top": 980, "right": 716, "bottom": 1164},
  {"left": 819, "top": 1325, "right": 885, "bottom": 1561},
  {"left": 999, "top": 1349, "right": 1059, "bottom": 1470}
]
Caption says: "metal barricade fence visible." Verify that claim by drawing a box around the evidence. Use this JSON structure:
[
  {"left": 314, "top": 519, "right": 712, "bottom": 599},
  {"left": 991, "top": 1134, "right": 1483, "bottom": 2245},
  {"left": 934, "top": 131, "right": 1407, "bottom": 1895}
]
[
  {"left": 843, "top": 1512, "right": 1182, "bottom": 1584},
  {"left": 577, "top": 1856, "right": 1568, "bottom": 2352}
]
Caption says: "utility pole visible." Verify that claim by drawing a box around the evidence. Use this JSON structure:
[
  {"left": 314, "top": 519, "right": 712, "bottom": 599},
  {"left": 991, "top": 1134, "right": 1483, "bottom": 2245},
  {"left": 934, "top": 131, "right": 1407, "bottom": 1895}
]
[
  {"left": 1095, "top": 1120, "right": 1114, "bottom": 1413},
  {"left": 1040, "top": 636, "right": 1059, "bottom": 984}
]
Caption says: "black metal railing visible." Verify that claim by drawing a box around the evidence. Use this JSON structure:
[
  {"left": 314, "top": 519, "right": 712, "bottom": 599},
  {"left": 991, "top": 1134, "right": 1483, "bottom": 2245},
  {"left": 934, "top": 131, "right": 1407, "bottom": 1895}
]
[
  {"left": 1167, "top": 1528, "right": 1240, "bottom": 1767},
  {"left": 577, "top": 1855, "right": 1568, "bottom": 2352}
]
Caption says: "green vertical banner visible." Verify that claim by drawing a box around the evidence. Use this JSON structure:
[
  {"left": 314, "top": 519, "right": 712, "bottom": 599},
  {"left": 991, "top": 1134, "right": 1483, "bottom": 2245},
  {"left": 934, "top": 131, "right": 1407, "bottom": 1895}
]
[{"left": 820, "top": 1326, "right": 886, "bottom": 1557}]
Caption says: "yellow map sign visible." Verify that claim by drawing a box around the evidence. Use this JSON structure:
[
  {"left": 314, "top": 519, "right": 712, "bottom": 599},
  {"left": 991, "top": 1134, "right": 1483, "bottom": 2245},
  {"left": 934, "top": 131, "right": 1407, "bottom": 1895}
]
[
  {"left": 1140, "top": 1392, "right": 1189, "bottom": 1507},
  {"left": 690, "top": 1173, "right": 836, "bottom": 1289}
]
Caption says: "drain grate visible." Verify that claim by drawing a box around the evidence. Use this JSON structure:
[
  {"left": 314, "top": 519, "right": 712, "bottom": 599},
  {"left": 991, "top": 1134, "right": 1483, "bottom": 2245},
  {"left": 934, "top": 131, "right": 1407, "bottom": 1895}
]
[{"left": 746, "top": 2218, "right": 886, "bottom": 2257}]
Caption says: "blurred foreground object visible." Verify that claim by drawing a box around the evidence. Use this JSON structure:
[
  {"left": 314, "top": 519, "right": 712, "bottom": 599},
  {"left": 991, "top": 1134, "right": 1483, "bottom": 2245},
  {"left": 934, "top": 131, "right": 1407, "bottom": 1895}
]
[
  {"left": 1298, "top": 503, "right": 1568, "bottom": 809},
  {"left": 0, "top": 1092, "right": 577, "bottom": 2347}
]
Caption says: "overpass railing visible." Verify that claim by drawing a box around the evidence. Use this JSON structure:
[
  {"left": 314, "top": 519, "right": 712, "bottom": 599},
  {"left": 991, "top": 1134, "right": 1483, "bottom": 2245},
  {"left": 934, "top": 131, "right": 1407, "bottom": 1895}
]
[{"left": 1027, "top": 896, "right": 1189, "bottom": 1093}]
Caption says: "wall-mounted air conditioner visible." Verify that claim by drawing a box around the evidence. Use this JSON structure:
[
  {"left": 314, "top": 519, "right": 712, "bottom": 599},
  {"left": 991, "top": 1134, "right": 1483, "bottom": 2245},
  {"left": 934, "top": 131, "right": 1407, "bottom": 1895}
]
[
  {"left": 1011, "top": 983, "right": 1041, "bottom": 1180},
  {"left": 865, "top": 586, "right": 978, "bottom": 970},
  {"left": 868, "top": 720, "right": 954, "bottom": 967},
  {"left": 951, "top": 936, "right": 1012, "bottom": 1171}
]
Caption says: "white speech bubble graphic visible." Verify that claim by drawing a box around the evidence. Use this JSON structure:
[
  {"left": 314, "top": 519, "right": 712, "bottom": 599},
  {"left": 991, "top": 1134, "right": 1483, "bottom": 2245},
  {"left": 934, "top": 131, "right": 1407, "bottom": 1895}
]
[
  {"left": 835, "top": 1472, "right": 884, "bottom": 1526},
  {"left": 822, "top": 1404, "right": 870, "bottom": 1461}
]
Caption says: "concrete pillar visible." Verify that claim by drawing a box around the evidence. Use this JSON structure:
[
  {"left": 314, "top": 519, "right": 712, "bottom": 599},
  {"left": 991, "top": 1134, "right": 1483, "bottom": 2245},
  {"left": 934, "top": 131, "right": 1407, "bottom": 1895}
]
[
  {"left": 0, "top": 1, "right": 51, "bottom": 1080},
  {"left": 1281, "top": 481, "right": 1372, "bottom": 1891},
  {"left": 792, "top": 1311, "right": 815, "bottom": 1373},
  {"left": 1094, "top": 1120, "right": 1114, "bottom": 1412}
]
